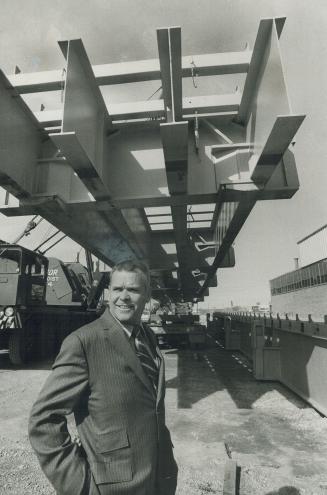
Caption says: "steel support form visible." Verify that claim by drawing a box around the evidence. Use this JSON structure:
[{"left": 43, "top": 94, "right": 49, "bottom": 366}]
[{"left": 0, "top": 17, "right": 305, "bottom": 302}]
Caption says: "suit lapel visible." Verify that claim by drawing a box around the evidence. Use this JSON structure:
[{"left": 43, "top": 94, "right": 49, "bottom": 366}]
[{"left": 100, "top": 308, "right": 154, "bottom": 396}]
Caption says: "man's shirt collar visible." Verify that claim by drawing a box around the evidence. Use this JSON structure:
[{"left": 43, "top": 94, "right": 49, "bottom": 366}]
[{"left": 110, "top": 311, "right": 141, "bottom": 340}]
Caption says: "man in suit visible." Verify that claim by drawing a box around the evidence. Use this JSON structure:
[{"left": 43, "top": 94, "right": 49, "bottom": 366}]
[{"left": 29, "top": 259, "right": 178, "bottom": 495}]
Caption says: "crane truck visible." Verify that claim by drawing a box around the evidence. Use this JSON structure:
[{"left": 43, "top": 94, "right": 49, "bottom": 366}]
[{"left": 0, "top": 242, "right": 108, "bottom": 365}]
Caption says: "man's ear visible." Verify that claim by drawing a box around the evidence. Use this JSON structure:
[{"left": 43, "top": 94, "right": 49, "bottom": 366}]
[{"left": 146, "top": 288, "right": 152, "bottom": 302}]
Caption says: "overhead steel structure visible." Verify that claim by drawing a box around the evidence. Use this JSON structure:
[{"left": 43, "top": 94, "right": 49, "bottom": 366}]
[{"left": 0, "top": 17, "right": 305, "bottom": 302}]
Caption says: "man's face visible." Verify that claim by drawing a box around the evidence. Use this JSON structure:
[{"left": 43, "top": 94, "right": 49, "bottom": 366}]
[{"left": 108, "top": 269, "right": 150, "bottom": 325}]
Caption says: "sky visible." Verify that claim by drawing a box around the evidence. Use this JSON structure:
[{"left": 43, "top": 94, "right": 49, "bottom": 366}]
[{"left": 0, "top": 0, "right": 326, "bottom": 310}]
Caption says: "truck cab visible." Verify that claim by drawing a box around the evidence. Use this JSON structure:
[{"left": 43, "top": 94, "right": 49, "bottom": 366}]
[
  {"left": 0, "top": 244, "right": 48, "bottom": 308},
  {"left": 0, "top": 243, "right": 106, "bottom": 365}
]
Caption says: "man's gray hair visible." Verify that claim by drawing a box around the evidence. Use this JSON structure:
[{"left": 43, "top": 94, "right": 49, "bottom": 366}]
[{"left": 110, "top": 259, "right": 151, "bottom": 288}]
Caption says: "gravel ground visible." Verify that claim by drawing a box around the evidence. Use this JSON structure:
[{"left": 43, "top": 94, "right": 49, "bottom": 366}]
[
  {"left": 165, "top": 342, "right": 327, "bottom": 495},
  {"left": 1, "top": 341, "right": 327, "bottom": 494},
  {"left": 0, "top": 357, "right": 55, "bottom": 494}
]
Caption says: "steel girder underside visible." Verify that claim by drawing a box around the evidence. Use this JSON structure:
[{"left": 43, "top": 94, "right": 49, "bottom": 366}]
[{"left": 0, "top": 17, "right": 305, "bottom": 302}]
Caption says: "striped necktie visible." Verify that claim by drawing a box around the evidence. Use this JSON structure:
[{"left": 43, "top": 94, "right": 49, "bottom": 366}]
[{"left": 133, "top": 325, "right": 159, "bottom": 391}]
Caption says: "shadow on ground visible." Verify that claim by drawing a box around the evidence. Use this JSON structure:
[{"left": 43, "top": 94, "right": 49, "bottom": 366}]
[
  {"left": 165, "top": 341, "right": 308, "bottom": 411},
  {"left": 0, "top": 351, "right": 53, "bottom": 371},
  {"left": 265, "top": 488, "right": 301, "bottom": 495}
]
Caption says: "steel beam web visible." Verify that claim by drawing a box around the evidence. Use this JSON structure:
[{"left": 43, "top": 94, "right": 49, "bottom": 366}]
[{"left": 198, "top": 195, "right": 257, "bottom": 297}]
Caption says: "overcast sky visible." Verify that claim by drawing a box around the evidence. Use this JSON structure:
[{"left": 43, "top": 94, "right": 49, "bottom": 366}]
[{"left": 0, "top": 0, "right": 326, "bottom": 309}]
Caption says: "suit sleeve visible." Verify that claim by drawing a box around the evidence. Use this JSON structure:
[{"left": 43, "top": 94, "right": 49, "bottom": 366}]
[{"left": 28, "top": 334, "right": 90, "bottom": 495}]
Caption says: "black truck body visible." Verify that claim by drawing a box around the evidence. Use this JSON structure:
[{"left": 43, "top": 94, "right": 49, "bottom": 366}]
[{"left": 0, "top": 244, "right": 106, "bottom": 365}]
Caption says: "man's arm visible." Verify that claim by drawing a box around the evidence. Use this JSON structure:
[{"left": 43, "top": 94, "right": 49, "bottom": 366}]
[{"left": 28, "top": 333, "right": 90, "bottom": 495}]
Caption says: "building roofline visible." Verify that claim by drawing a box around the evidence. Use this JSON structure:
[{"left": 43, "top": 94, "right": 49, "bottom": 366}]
[{"left": 297, "top": 224, "right": 327, "bottom": 245}]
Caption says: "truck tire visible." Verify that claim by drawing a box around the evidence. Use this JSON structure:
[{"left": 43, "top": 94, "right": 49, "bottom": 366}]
[{"left": 8, "top": 329, "right": 33, "bottom": 365}]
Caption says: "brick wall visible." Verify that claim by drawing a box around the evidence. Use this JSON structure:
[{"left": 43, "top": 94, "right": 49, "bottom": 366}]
[{"left": 271, "top": 284, "right": 327, "bottom": 320}]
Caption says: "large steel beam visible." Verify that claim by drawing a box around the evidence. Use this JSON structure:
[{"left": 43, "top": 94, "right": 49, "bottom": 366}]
[
  {"left": 211, "top": 142, "right": 251, "bottom": 158},
  {"left": 237, "top": 18, "right": 291, "bottom": 127},
  {"left": 235, "top": 17, "right": 305, "bottom": 191},
  {"left": 49, "top": 39, "right": 113, "bottom": 201},
  {"left": 0, "top": 70, "right": 46, "bottom": 199},
  {"left": 160, "top": 116, "right": 195, "bottom": 297},
  {"left": 156, "top": 28, "right": 171, "bottom": 117},
  {"left": 0, "top": 18, "right": 306, "bottom": 307},
  {"left": 42, "top": 39, "right": 159, "bottom": 264},
  {"left": 183, "top": 94, "right": 240, "bottom": 116},
  {"left": 49, "top": 132, "right": 110, "bottom": 200},
  {"left": 0, "top": 194, "right": 171, "bottom": 270},
  {"left": 172, "top": 207, "right": 202, "bottom": 298},
  {"left": 160, "top": 121, "right": 188, "bottom": 194},
  {"left": 198, "top": 195, "right": 257, "bottom": 297},
  {"left": 170, "top": 27, "right": 183, "bottom": 121},
  {"left": 237, "top": 18, "right": 274, "bottom": 125},
  {"left": 250, "top": 114, "right": 305, "bottom": 184},
  {"left": 0, "top": 194, "right": 221, "bottom": 216},
  {"left": 119, "top": 207, "right": 177, "bottom": 268},
  {"left": 198, "top": 149, "right": 300, "bottom": 294},
  {"left": 262, "top": 149, "right": 299, "bottom": 198},
  {"left": 7, "top": 50, "right": 251, "bottom": 94},
  {"left": 34, "top": 92, "right": 240, "bottom": 127},
  {"left": 0, "top": 159, "right": 299, "bottom": 221},
  {"left": 3, "top": 195, "right": 139, "bottom": 265},
  {"left": 38, "top": 202, "right": 141, "bottom": 266}
]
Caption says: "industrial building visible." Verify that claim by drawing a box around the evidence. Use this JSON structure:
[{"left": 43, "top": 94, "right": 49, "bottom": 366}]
[{"left": 270, "top": 225, "right": 327, "bottom": 320}]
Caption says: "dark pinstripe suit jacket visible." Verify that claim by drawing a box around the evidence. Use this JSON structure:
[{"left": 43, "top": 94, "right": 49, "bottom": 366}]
[{"left": 28, "top": 307, "right": 178, "bottom": 495}]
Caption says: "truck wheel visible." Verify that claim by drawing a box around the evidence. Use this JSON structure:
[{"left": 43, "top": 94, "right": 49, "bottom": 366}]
[{"left": 9, "top": 329, "right": 33, "bottom": 365}]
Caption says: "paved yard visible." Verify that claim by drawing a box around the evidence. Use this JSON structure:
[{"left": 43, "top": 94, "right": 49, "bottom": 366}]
[{"left": 1, "top": 339, "right": 327, "bottom": 494}]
